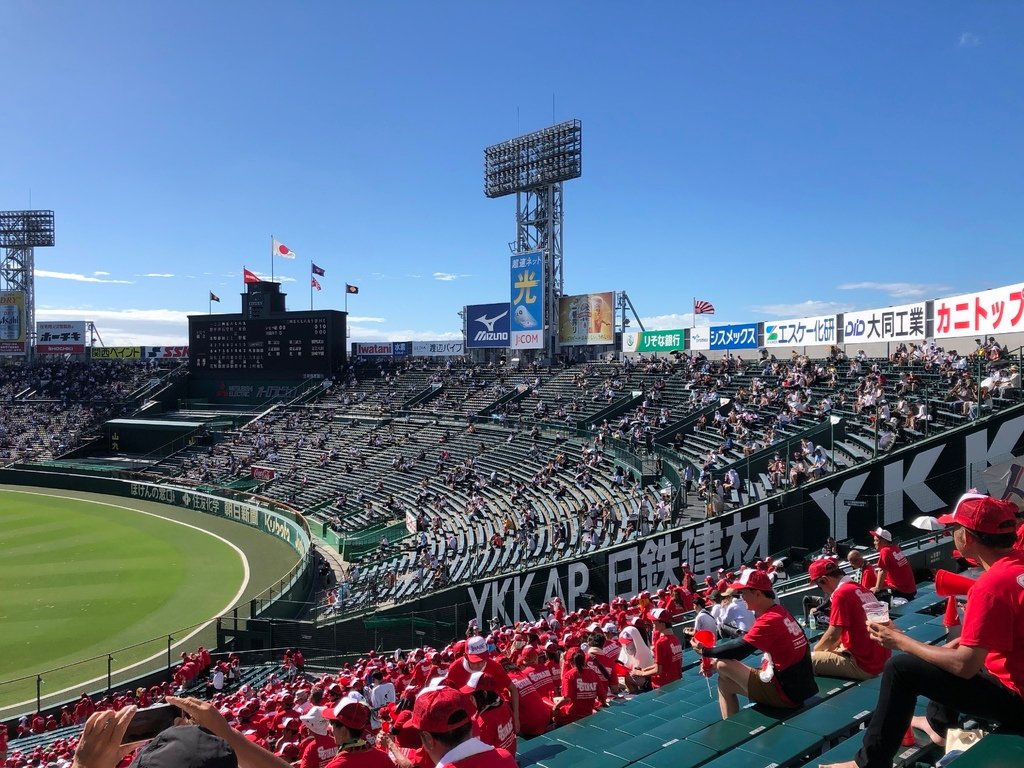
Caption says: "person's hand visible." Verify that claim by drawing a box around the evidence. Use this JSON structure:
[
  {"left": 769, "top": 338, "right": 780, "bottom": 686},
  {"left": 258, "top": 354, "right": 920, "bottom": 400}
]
[
  {"left": 866, "top": 620, "right": 904, "bottom": 650},
  {"left": 690, "top": 637, "right": 706, "bottom": 654},
  {"left": 71, "top": 707, "right": 139, "bottom": 768},
  {"left": 166, "top": 696, "right": 231, "bottom": 741},
  {"left": 945, "top": 637, "right": 961, "bottom": 650}
]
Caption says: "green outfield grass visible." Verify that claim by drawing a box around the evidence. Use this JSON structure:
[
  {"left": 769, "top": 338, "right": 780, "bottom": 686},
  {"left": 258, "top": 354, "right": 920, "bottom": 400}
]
[{"left": 0, "top": 490, "right": 248, "bottom": 710}]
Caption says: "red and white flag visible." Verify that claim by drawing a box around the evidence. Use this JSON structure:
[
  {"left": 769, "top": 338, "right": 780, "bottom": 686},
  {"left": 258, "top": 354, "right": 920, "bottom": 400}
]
[
  {"left": 243, "top": 268, "right": 261, "bottom": 284},
  {"left": 272, "top": 239, "right": 296, "bottom": 259},
  {"left": 694, "top": 299, "right": 715, "bottom": 315},
  {"left": 311, "top": 277, "right": 322, "bottom": 291}
]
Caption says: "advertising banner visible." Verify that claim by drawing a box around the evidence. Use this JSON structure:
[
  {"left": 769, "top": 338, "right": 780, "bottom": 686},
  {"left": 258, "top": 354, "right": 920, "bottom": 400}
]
[
  {"left": 689, "top": 326, "right": 710, "bottom": 351},
  {"left": 623, "top": 329, "right": 686, "bottom": 354},
  {"left": 465, "top": 303, "right": 510, "bottom": 348},
  {"left": 841, "top": 302, "right": 927, "bottom": 344},
  {"left": 412, "top": 340, "right": 465, "bottom": 357},
  {"left": 0, "top": 291, "right": 26, "bottom": 356},
  {"left": 709, "top": 323, "right": 758, "bottom": 351},
  {"left": 510, "top": 251, "right": 544, "bottom": 350},
  {"left": 91, "top": 346, "right": 143, "bottom": 360},
  {"left": 557, "top": 291, "right": 614, "bottom": 345},
  {"left": 36, "top": 321, "right": 88, "bottom": 354},
  {"left": 934, "top": 282, "right": 1024, "bottom": 339},
  {"left": 143, "top": 346, "right": 189, "bottom": 359},
  {"left": 764, "top": 315, "right": 837, "bottom": 347},
  {"left": 251, "top": 466, "right": 277, "bottom": 482},
  {"left": 352, "top": 342, "right": 394, "bottom": 356},
  {"left": 391, "top": 341, "right": 411, "bottom": 358}
]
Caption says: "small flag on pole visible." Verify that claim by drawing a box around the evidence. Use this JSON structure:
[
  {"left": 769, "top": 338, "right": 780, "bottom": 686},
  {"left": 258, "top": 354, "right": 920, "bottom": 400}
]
[
  {"left": 694, "top": 299, "right": 715, "bottom": 315},
  {"left": 311, "top": 262, "right": 326, "bottom": 276},
  {"left": 272, "top": 239, "right": 296, "bottom": 259},
  {"left": 311, "top": 277, "right": 322, "bottom": 291},
  {"left": 243, "top": 268, "right": 261, "bottom": 284},
  {"left": 209, "top": 292, "right": 220, "bottom": 302},
  {"left": 346, "top": 284, "right": 359, "bottom": 294}
]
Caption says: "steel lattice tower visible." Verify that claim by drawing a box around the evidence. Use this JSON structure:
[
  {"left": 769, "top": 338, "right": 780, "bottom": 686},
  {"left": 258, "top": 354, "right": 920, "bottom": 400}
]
[{"left": 0, "top": 210, "right": 55, "bottom": 352}]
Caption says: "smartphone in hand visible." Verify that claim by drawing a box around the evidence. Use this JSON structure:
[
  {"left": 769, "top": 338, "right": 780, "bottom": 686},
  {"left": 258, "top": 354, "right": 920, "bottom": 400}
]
[{"left": 121, "top": 703, "right": 182, "bottom": 744}]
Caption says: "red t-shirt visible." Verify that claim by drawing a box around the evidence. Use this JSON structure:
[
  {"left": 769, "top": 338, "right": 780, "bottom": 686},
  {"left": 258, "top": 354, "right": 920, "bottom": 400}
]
[
  {"left": 438, "top": 744, "right": 516, "bottom": 768},
  {"left": 324, "top": 743, "right": 392, "bottom": 768},
  {"left": 859, "top": 563, "right": 877, "bottom": 590},
  {"left": 651, "top": 633, "right": 683, "bottom": 688},
  {"left": 1014, "top": 522, "right": 1024, "bottom": 552},
  {"left": 557, "top": 667, "right": 606, "bottom": 723},
  {"left": 444, "top": 658, "right": 512, "bottom": 694},
  {"left": 508, "top": 670, "right": 552, "bottom": 736},
  {"left": 877, "top": 545, "right": 917, "bottom": 594},
  {"left": 299, "top": 733, "right": 339, "bottom": 768},
  {"left": 474, "top": 701, "right": 516, "bottom": 755},
  {"left": 828, "top": 580, "right": 890, "bottom": 676},
  {"left": 522, "top": 663, "right": 556, "bottom": 699},
  {"left": 960, "top": 550, "right": 1024, "bottom": 697},
  {"left": 743, "top": 604, "right": 816, "bottom": 704}
]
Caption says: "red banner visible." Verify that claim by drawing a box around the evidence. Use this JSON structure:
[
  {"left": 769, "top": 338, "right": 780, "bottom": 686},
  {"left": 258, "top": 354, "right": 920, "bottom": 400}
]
[{"left": 251, "top": 466, "right": 276, "bottom": 481}]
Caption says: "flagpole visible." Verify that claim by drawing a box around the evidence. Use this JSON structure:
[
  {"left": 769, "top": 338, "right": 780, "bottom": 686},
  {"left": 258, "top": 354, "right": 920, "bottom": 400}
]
[
  {"left": 209, "top": 294, "right": 212, "bottom": 315},
  {"left": 310, "top": 274, "right": 313, "bottom": 311},
  {"left": 270, "top": 235, "right": 275, "bottom": 283}
]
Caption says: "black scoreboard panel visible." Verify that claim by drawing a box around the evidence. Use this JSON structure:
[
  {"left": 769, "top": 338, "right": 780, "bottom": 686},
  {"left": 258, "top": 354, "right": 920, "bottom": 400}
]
[{"left": 188, "top": 310, "right": 346, "bottom": 376}]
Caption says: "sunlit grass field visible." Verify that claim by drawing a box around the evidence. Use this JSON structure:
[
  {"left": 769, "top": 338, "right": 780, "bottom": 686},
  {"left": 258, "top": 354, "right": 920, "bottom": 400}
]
[{"left": 0, "top": 490, "right": 247, "bottom": 711}]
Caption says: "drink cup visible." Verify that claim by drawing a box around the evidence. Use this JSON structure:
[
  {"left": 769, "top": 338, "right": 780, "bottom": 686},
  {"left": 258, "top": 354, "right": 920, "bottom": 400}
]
[{"left": 865, "top": 603, "right": 890, "bottom": 625}]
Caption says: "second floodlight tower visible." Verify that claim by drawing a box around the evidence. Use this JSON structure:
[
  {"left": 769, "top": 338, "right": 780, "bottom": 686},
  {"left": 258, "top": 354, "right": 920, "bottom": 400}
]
[{"left": 484, "top": 120, "right": 582, "bottom": 360}]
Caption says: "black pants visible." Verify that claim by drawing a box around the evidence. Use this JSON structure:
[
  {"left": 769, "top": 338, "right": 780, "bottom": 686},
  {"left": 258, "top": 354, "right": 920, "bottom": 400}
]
[{"left": 855, "top": 653, "right": 1024, "bottom": 768}]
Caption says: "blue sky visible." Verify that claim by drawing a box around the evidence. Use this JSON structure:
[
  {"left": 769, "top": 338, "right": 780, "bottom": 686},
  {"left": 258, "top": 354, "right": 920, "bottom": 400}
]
[{"left": 2, "top": 2, "right": 1022, "bottom": 345}]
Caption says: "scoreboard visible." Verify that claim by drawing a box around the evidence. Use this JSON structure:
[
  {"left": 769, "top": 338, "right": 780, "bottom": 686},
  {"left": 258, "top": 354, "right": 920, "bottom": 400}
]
[{"left": 188, "top": 310, "right": 346, "bottom": 376}]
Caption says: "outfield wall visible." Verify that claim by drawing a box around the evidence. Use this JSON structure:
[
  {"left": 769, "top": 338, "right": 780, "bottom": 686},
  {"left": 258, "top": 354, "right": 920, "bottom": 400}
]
[{"left": 0, "top": 469, "right": 315, "bottom": 618}]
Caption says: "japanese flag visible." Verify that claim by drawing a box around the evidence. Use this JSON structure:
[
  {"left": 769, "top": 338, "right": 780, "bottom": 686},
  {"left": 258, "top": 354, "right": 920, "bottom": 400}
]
[{"left": 273, "top": 239, "right": 296, "bottom": 259}]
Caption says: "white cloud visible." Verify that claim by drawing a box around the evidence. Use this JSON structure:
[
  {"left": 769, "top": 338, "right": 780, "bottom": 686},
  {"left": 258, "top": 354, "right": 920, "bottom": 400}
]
[
  {"left": 959, "top": 32, "right": 981, "bottom": 48},
  {"left": 638, "top": 313, "right": 694, "bottom": 330},
  {"left": 347, "top": 316, "right": 386, "bottom": 323},
  {"left": 36, "top": 307, "right": 194, "bottom": 346},
  {"left": 37, "top": 270, "right": 133, "bottom": 284},
  {"left": 751, "top": 300, "right": 850, "bottom": 317},
  {"left": 139, "top": 273, "right": 175, "bottom": 278},
  {"left": 93, "top": 271, "right": 110, "bottom": 276},
  {"left": 837, "top": 281, "right": 949, "bottom": 299},
  {"left": 349, "top": 327, "right": 462, "bottom": 342},
  {"left": 433, "top": 272, "right": 471, "bottom": 282}
]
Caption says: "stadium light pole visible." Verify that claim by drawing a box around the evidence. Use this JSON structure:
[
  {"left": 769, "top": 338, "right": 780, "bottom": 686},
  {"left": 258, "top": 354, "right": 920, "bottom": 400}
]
[
  {"left": 107, "top": 654, "right": 114, "bottom": 693},
  {"left": 36, "top": 675, "right": 42, "bottom": 713},
  {"left": 484, "top": 120, "right": 582, "bottom": 362}
]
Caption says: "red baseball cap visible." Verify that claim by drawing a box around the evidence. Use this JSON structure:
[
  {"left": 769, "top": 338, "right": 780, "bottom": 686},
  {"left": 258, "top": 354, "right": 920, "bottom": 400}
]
[
  {"left": 323, "top": 701, "right": 369, "bottom": 731},
  {"left": 409, "top": 687, "right": 475, "bottom": 733},
  {"left": 458, "top": 672, "right": 501, "bottom": 694},
  {"left": 648, "top": 608, "right": 672, "bottom": 625},
  {"left": 807, "top": 558, "right": 840, "bottom": 582},
  {"left": 465, "top": 636, "right": 488, "bottom": 662},
  {"left": 937, "top": 493, "right": 1018, "bottom": 534},
  {"left": 725, "top": 568, "right": 773, "bottom": 594}
]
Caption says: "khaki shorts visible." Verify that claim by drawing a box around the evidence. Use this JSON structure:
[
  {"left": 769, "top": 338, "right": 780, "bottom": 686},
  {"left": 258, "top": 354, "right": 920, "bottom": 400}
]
[{"left": 745, "top": 669, "right": 797, "bottom": 708}]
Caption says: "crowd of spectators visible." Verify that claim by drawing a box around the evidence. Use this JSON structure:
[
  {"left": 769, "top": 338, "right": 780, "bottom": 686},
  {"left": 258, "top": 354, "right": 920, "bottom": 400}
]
[{"left": 0, "top": 360, "right": 164, "bottom": 466}]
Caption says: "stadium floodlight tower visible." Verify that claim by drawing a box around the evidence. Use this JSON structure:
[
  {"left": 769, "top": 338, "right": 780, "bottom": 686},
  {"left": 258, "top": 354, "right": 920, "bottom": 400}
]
[
  {"left": 484, "top": 119, "right": 581, "bottom": 360},
  {"left": 0, "top": 210, "right": 55, "bottom": 353}
]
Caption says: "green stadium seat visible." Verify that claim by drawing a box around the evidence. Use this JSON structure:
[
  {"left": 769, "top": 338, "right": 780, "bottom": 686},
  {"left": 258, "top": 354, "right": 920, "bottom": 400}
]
[
  {"left": 694, "top": 748, "right": 790, "bottom": 768},
  {"left": 601, "top": 732, "right": 665, "bottom": 762},
  {"left": 635, "top": 738, "right": 718, "bottom": 768},
  {"left": 686, "top": 718, "right": 761, "bottom": 752},
  {"left": 551, "top": 723, "right": 625, "bottom": 752},
  {"left": 811, "top": 729, "right": 865, "bottom": 766},
  {"left": 813, "top": 675, "right": 858, "bottom": 698},
  {"left": 739, "top": 723, "right": 826, "bottom": 765},
  {"left": 644, "top": 714, "right": 717, "bottom": 741},
  {"left": 943, "top": 733, "right": 1024, "bottom": 767},
  {"left": 785, "top": 698, "right": 870, "bottom": 743},
  {"left": 680, "top": 700, "right": 727, "bottom": 724}
]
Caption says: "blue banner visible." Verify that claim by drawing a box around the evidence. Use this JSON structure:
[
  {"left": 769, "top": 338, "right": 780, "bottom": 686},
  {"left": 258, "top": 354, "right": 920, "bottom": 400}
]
[
  {"left": 709, "top": 322, "right": 759, "bottom": 351},
  {"left": 510, "top": 251, "right": 544, "bottom": 349},
  {"left": 465, "top": 302, "right": 510, "bottom": 348}
]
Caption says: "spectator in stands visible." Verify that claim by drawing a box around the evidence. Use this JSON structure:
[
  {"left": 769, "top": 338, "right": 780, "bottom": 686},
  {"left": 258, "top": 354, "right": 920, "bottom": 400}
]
[
  {"left": 822, "top": 494, "right": 1024, "bottom": 768},
  {"left": 869, "top": 527, "right": 917, "bottom": 602},
  {"left": 647, "top": 608, "right": 683, "bottom": 687},
  {"left": 461, "top": 673, "right": 516, "bottom": 755},
  {"left": 443, "top": 636, "right": 520, "bottom": 734},
  {"left": 298, "top": 706, "right": 339, "bottom": 768},
  {"left": 617, "top": 626, "right": 655, "bottom": 694},
  {"left": 69, "top": 697, "right": 293, "bottom": 768},
  {"left": 410, "top": 687, "right": 516, "bottom": 768},
  {"left": 807, "top": 559, "right": 890, "bottom": 680},
  {"left": 320, "top": 700, "right": 389, "bottom": 767},
  {"left": 691, "top": 569, "right": 817, "bottom": 719},
  {"left": 846, "top": 549, "right": 876, "bottom": 590},
  {"left": 552, "top": 648, "right": 607, "bottom": 726}
]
